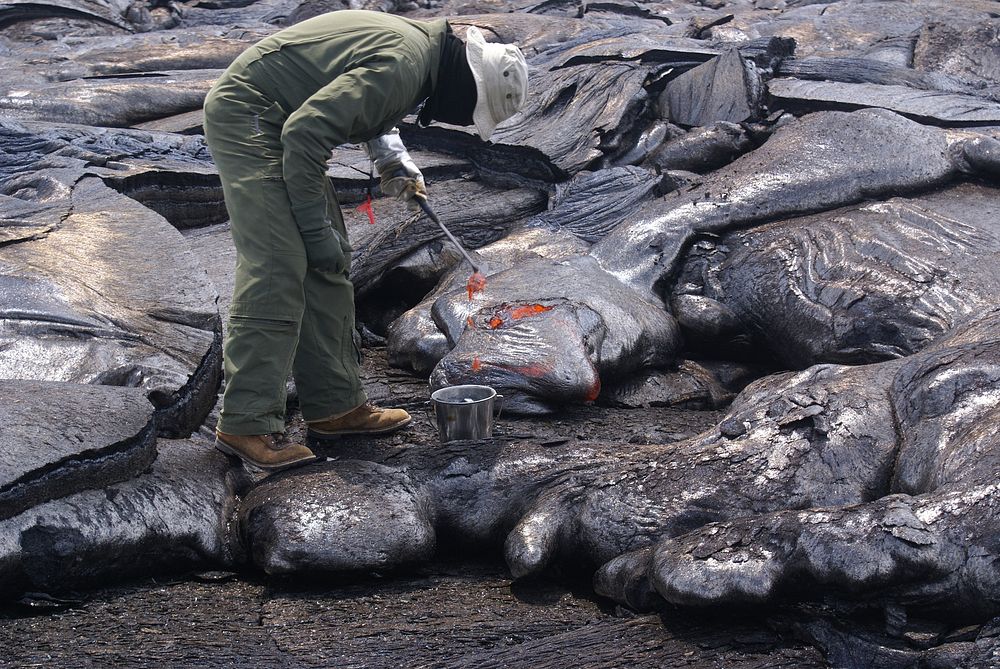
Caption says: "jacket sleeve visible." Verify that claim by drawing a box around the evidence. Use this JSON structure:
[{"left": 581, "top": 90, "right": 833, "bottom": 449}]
[{"left": 280, "top": 48, "right": 425, "bottom": 235}]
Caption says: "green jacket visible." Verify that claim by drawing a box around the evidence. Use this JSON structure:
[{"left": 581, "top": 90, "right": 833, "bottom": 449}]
[{"left": 226, "top": 10, "right": 449, "bottom": 238}]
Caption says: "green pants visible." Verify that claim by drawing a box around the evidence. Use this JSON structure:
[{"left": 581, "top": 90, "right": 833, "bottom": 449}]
[{"left": 203, "top": 76, "right": 366, "bottom": 435}]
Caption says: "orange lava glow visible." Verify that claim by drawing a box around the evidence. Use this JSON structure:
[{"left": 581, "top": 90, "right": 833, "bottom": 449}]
[
  {"left": 487, "top": 303, "right": 554, "bottom": 329},
  {"left": 466, "top": 316, "right": 475, "bottom": 329},
  {"left": 466, "top": 272, "right": 487, "bottom": 300},
  {"left": 471, "top": 357, "right": 482, "bottom": 372},
  {"left": 510, "top": 304, "right": 552, "bottom": 320},
  {"left": 509, "top": 363, "right": 551, "bottom": 378},
  {"left": 584, "top": 377, "right": 602, "bottom": 402}
]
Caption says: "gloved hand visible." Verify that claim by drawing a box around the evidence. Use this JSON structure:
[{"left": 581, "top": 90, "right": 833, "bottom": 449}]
[
  {"left": 365, "top": 128, "right": 427, "bottom": 210},
  {"left": 379, "top": 161, "right": 427, "bottom": 207},
  {"left": 300, "top": 224, "right": 347, "bottom": 274}
]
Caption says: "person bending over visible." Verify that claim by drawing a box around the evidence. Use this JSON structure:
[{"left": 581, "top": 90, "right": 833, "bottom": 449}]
[{"left": 203, "top": 10, "right": 528, "bottom": 470}]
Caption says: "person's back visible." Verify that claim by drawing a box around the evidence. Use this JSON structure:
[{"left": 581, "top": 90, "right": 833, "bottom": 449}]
[{"left": 221, "top": 11, "right": 449, "bottom": 139}]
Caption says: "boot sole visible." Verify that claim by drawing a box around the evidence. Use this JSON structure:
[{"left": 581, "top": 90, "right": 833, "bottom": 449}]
[
  {"left": 307, "top": 416, "right": 413, "bottom": 441},
  {"left": 214, "top": 438, "right": 318, "bottom": 471}
]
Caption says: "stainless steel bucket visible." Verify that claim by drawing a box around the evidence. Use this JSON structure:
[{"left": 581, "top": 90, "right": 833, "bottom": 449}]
[{"left": 430, "top": 385, "right": 502, "bottom": 443}]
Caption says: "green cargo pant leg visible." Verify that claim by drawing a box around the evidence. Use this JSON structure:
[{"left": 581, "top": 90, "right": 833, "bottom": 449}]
[
  {"left": 294, "top": 175, "right": 366, "bottom": 422},
  {"left": 293, "top": 269, "right": 366, "bottom": 423},
  {"left": 291, "top": 173, "right": 366, "bottom": 422},
  {"left": 205, "top": 94, "right": 304, "bottom": 436},
  {"left": 204, "top": 87, "right": 363, "bottom": 435}
]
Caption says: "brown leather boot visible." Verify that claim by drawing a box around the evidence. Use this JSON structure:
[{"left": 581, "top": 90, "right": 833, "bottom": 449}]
[
  {"left": 307, "top": 402, "right": 412, "bottom": 439},
  {"left": 215, "top": 431, "right": 318, "bottom": 471}
]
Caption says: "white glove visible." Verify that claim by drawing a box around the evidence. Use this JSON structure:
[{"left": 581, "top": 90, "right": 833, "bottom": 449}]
[{"left": 364, "top": 128, "right": 427, "bottom": 210}]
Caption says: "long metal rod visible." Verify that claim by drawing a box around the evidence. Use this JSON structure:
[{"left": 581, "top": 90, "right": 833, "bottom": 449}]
[{"left": 417, "top": 197, "right": 480, "bottom": 273}]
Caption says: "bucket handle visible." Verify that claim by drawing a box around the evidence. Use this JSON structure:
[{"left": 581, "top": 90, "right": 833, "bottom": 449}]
[{"left": 429, "top": 393, "right": 504, "bottom": 419}]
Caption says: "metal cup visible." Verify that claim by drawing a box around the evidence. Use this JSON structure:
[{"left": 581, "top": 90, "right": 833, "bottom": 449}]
[{"left": 430, "top": 384, "right": 503, "bottom": 443}]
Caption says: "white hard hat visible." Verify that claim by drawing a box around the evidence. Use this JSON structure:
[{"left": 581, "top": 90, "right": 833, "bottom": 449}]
[{"left": 464, "top": 26, "right": 529, "bottom": 140}]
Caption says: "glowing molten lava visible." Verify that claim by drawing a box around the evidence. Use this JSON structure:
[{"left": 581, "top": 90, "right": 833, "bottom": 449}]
[
  {"left": 510, "top": 304, "right": 551, "bottom": 319},
  {"left": 355, "top": 194, "right": 376, "bottom": 225},
  {"left": 471, "top": 357, "right": 482, "bottom": 372},
  {"left": 466, "top": 271, "right": 487, "bottom": 300},
  {"left": 507, "top": 363, "right": 552, "bottom": 378},
  {"left": 487, "top": 303, "right": 554, "bottom": 329}
]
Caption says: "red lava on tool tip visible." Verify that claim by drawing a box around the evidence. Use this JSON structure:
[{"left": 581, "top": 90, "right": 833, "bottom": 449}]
[
  {"left": 466, "top": 272, "right": 487, "bottom": 300},
  {"left": 355, "top": 194, "right": 376, "bottom": 225}
]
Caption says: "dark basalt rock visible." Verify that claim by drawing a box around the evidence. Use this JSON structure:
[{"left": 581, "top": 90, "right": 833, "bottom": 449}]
[
  {"left": 101, "top": 164, "right": 227, "bottom": 230},
  {"left": 223, "top": 346, "right": 930, "bottom": 594},
  {"left": 402, "top": 15, "right": 708, "bottom": 179},
  {"left": 0, "top": 0, "right": 133, "bottom": 31},
  {"left": 429, "top": 255, "right": 682, "bottom": 413},
  {"left": 730, "top": 1, "right": 998, "bottom": 62},
  {"left": 207, "top": 325, "right": 994, "bottom": 615},
  {"left": 31, "top": 26, "right": 268, "bottom": 80},
  {"left": 0, "top": 380, "right": 156, "bottom": 521},
  {"left": 595, "top": 310, "right": 1000, "bottom": 618},
  {"left": 643, "top": 121, "right": 753, "bottom": 174},
  {"left": 889, "top": 312, "right": 1000, "bottom": 496},
  {"left": 534, "top": 166, "right": 663, "bottom": 243},
  {"left": 1, "top": 128, "right": 223, "bottom": 436},
  {"left": 591, "top": 108, "right": 986, "bottom": 296},
  {"left": 0, "top": 69, "right": 219, "bottom": 127},
  {"left": 671, "top": 182, "right": 1000, "bottom": 368},
  {"left": 398, "top": 17, "right": 779, "bottom": 181},
  {"left": 670, "top": 294, "right": 743, "bottom": 342},
  {"left": 1, "top": 119, "right": 216, "bottom": 169},
  {"left": 768, "top": 77, "right": 1000, "bottom": 125},
  {"left": 131, "top": 109, "right": 207, "bottom": 134},
  {"left": 0, "top": 435, "right": 242, "bottom": 598},
  {"left": 1, "top": 5, "right": 1000, "bottom": 664},
  {"left": 661, "top": 48, "right": 763, "bottom": 128},
  {"left": 914, "top": 20, "right": 1000, "bottom": 88},
  {"left": 613, "top": 120, "right": 683, "bottom": 167},
  {"left": 775, "top": 55, "right": 999, "bottom": 101},
  {"left": 387, "top": 226, "right": 589, "bottom": 375},
  {"left": 385, "top": 167, "right": 659, "bottom": 376},
  {"left": 600, "top": 360, "right": 734, "bottom": 410},
  {"left": 430, "top": 113, "right": 1000, "bottom": 413},
  {"left": 238, "top": 459, "right": 435, "bottom": 574},
  {"left": 491, "top": 59, "right": 653, "bottom": 175},
  {"left": 348, "top": 177, "right": 547, "bottom": 309},
  {"left": 799, "top": 616, "right": 1000, "bottom": 669}
]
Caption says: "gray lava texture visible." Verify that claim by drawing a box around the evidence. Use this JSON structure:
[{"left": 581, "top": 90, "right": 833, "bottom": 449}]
[{"left": 2, "top": 0, "right": 1000, "bottom": 667}]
